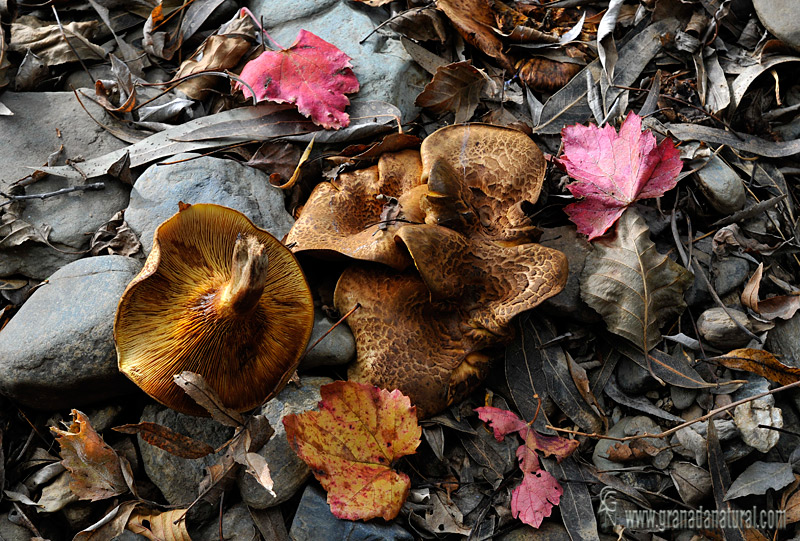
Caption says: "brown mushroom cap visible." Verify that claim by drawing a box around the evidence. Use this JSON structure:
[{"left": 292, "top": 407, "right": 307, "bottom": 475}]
[
  {"left": 285, "top": 149, "right": 424, "bottom": 269},
  {"left": 114, "top": 203, "right": 314, "bottom": 416},
  {"left": 419, "top": 123, "right": 546, "bottom": 243},
  {"left": 335, "top": 224, "right": 568, "bottom": 418}
]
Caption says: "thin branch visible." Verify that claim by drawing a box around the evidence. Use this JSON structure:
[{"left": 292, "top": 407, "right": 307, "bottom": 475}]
[
  {"left": 0, "top": 183, "right": 105, "bottom": 208},
  {"left": 546, "top": 379, "right": 800, "bottom": 441}
]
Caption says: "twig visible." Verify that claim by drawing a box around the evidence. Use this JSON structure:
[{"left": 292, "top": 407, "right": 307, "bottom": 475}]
[
  {"left": 0, "top": 183, "right": 104, "bottom": 208},
  {"left": 52, "top": 6, "right": 94, "bottom": 84},
  {"left": 546, "top": 379, "right": 800, "bottom": 441},
  {"left": 301, "top": 303, "right": 361, "bottom": 359}
]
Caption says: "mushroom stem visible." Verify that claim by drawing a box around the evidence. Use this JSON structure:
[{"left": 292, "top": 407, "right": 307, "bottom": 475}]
[{"left": 218, "top": 234, "right": 270, "bottom": 316}]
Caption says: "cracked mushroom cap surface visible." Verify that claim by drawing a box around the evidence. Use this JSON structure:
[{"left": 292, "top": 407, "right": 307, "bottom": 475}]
[
  {"left": 285, "top": 149, "right": 424, "bottom": 269},
  {"left": 419, "top": 123, "right": 546, "bottom": 243},
  {"left": 335, "top": 225, "right": 568, "bottom": 418},
  {"left": 114, "top": 203, "right": 314, "bottom": 416}
]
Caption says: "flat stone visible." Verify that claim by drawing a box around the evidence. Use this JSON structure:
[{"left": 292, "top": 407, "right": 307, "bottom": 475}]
[
  {"left": 753, "top": 0, "right": 800, "bottom": 51},
  {"left": 125, "top": 154, "right": 295, "bottom": 254},
  {"left": 138, "top": 404, "right": 235, "bottom": 506},
  {"left": 239, "top": 376, "right": 332, "bottom": 508},
  {"left": 290, "top": 484, "right": 414, "bottom": 541},
  {"left": 0, "top": 92, "right": 131, "bottom": 278},
  {"left": 247, "top": 0, "right": 427, "bottom": 122},
  {"left": 0, "top": 256, "right": 141, "bottom": 409},
  {"left": 693, "top": 155, "right": 746, "bottom": 214},
  {"left": 538, "top": 226, "right": 599, "bottom": 322},
  {"left": 299, "top": 310, "right": 356, "bottom": 369},
  {"left": 0, "top": 175, "right": 130, "bottom": 279},
  {"left": 0, "top": 92, "right": 128, "bottom": 188}
]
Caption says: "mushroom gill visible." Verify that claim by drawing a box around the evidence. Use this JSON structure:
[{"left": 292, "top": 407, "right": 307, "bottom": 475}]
[{"left": 114, "top": 203, "right": 314, "bottom": 416}]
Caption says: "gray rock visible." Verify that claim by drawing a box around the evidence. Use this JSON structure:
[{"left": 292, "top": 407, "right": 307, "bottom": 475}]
[
  {"left": 0, "top": 175, "right": 131, "bottom": 279},
  {"left": 0, "top": 92, "right": 128, "bottom": 189},
  {"left": 138, "top": 404, "right": 235, "bottom": 506},
  {"left": 0, "top": 256, "right": 141, "bottom": 409},
  {"left": 538, "top": 226, "right": 599, "bottom": 322},
  {"left": 0, "top": 93, "right": 131, "bottom": 278},
  {"left": 615, "top": 357, "right": 660, "bottom": 395},
  {"left": 300, "top": 310, "right": 356, "bottom": 369},
  {"left": 126, "top": 154, "right": 294, "bottom": 254},
  {"left": 753, "top": 0, "right": 800, "bottom": 51},
  {"left": 765, "top": 314, "right": 800, "bottom": 368},
  {"left": 194, "top": 502, "right": 259, "bottom": 540},
  {"left": 693, "top": 155, "right": 746, "bottom": 214},
  {"left": 0, "top": 513, "right": 33, "bottom": 541},
  {"left": 247, "top": 0, "right": 427, "bottom": 121},
  {"left": 712, "top": 256, "right": 751, "bottom": 297},
  {"left": 290, "top": 483, "right": 414, "bottom": 541},
  {"left": 697, "top": 307, "right": 753, "bottom": 348},
  {"left": 496, "top": 522, "right": 571, "bottom": 541},
  {"left": 239, "top": 376, "right": 331, "bottom": 508},
  {"left": 670, "top": 386, "right": 698, "bottom": 410}
]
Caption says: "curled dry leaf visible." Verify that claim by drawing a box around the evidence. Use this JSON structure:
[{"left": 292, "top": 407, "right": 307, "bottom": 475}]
[
  {"left": 558, "top": 111, "right": 683, "bottom": 240},
  {"left": 174, "top": 34, "right": 251, "bottom": 100},
  {"left": 435, "top": 0, "right": 514, "bottom": 71},
  {"left": 235, "top": 30, "right": 360, "bottom": 129},
  {"left": 50, "top": 410, "right": 127, "bottom": 501},
  {"left": 580, "top": 208, "right": 693, "bottom": 352},
  {"left": 283, "top": 381, "right": 421, "bottom": 521},
  {"left": 415, "top": 61, "right": 489, "bottom": 123},
  {"left": 128, "top": 508, "right": 191, "bottom": 541},
  {"left": 741, "top": 263, "right": 800, "bottom": 320},
  {"left": 10, "top": 16, "right": 106, "bottom": 65}
]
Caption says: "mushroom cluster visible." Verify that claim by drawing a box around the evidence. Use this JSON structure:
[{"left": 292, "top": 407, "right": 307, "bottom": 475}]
[
  {"left": 287, "top": 124, "right": 568, "bottom": 418},
  {"left": 114, "top": 203, "right": 314, "bottom": 416}
]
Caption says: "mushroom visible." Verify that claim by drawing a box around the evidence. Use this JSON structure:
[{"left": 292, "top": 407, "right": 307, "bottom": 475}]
[
  {"left": 114, "top": 203, "right": 314, "bottom": 416},
  {"left": 285, "top": 149, "right": 424, "bottom": 269},
  {"left": 419, "top": 123, "right": 546, "bottom": 244},
  {"left": 335, "top": 224, "right": 568, "bottom": 418}
]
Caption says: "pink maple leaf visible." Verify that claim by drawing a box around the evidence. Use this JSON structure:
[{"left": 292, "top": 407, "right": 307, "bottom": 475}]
[
  {"left": 235, "top": 30, "right": 360, "bottom": 130},
  {"left": 475, "top": 406, "right": 576, "bottom": 528},
  {"left": 512, "top": 470, "right": 563, "bottom": 528},
  {"left": 557, "top": 111, "right": 683, "bottom": 240}
]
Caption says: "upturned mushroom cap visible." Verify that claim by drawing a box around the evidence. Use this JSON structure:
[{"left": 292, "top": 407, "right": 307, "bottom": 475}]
[
  {"left": 419, "top": 123, "right": 546, "bottom": 243},
  {"left": 335, "top": 224, "right": 568, "bottom": 418},
  {"left": 285, "top": 149, "right": 424, "bottom": 269},
  {"left": 114, "top": 203, "right": 314, "bottom": 416}
]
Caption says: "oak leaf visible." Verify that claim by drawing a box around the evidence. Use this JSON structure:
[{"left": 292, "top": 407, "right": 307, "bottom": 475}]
[
  {"left": 558, "top": 111, "right": 682, "bottom": 240},
  {"left": 235, "top": 30, "right": 359, "bottom": 129},
  {"left": 283, "top": 381, "right": 421, "bottom": 520},
  {"left": 476, "top": 406, "right": 577, "bottom": 528},
  {"left": 51, "top": 410, "right": 127, "bottom": 501}
]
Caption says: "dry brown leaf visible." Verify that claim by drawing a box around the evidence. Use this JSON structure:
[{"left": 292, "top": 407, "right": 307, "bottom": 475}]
[
  {"left": 73, "top": 501, "right": 139, "bottom": 541},
  {"left": 128, "top": 508, "right": 191, "bottom": 541},
  {"left": 50, "top": 410, "right": 127, "bottom": 501},
  {"left": 714, "top": 348, "right": 800, "bottom": 386},
  {"left": 435, "top": 0, "right": 514, "bottom": 71},
  {"left": 174, "top": 34, "right": 251, "bottom": 100},
  {"left": 172, "top": 371, "right": 245, "bottom": 427},
  {"left": 10, "top": 15, "right": 106, "bottom": 65},
  {"left": 741, "top": 262, "right": 800, "bottom": 320},
  {"left": 415, "top": 61, "right": 489, "bottom": 123},
  {"left": 113, "top": 422, "right": 215, "bottom": 459}
]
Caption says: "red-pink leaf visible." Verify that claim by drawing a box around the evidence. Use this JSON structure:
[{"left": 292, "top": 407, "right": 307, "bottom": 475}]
[
  {"left": 525, "top": 430, "right": 580, "bottom": 463},
  {"left": 558, "top": 111, "right": 682, "bottom": 240},
  {"left": 511, "top": 470, "right": 563, "bottom": 528},
  {"left": 235, "top": 30, "right": 360, "bottom": 129},
  {"left": 475, "top": 406, "right": 529, "bottom": 440}
]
